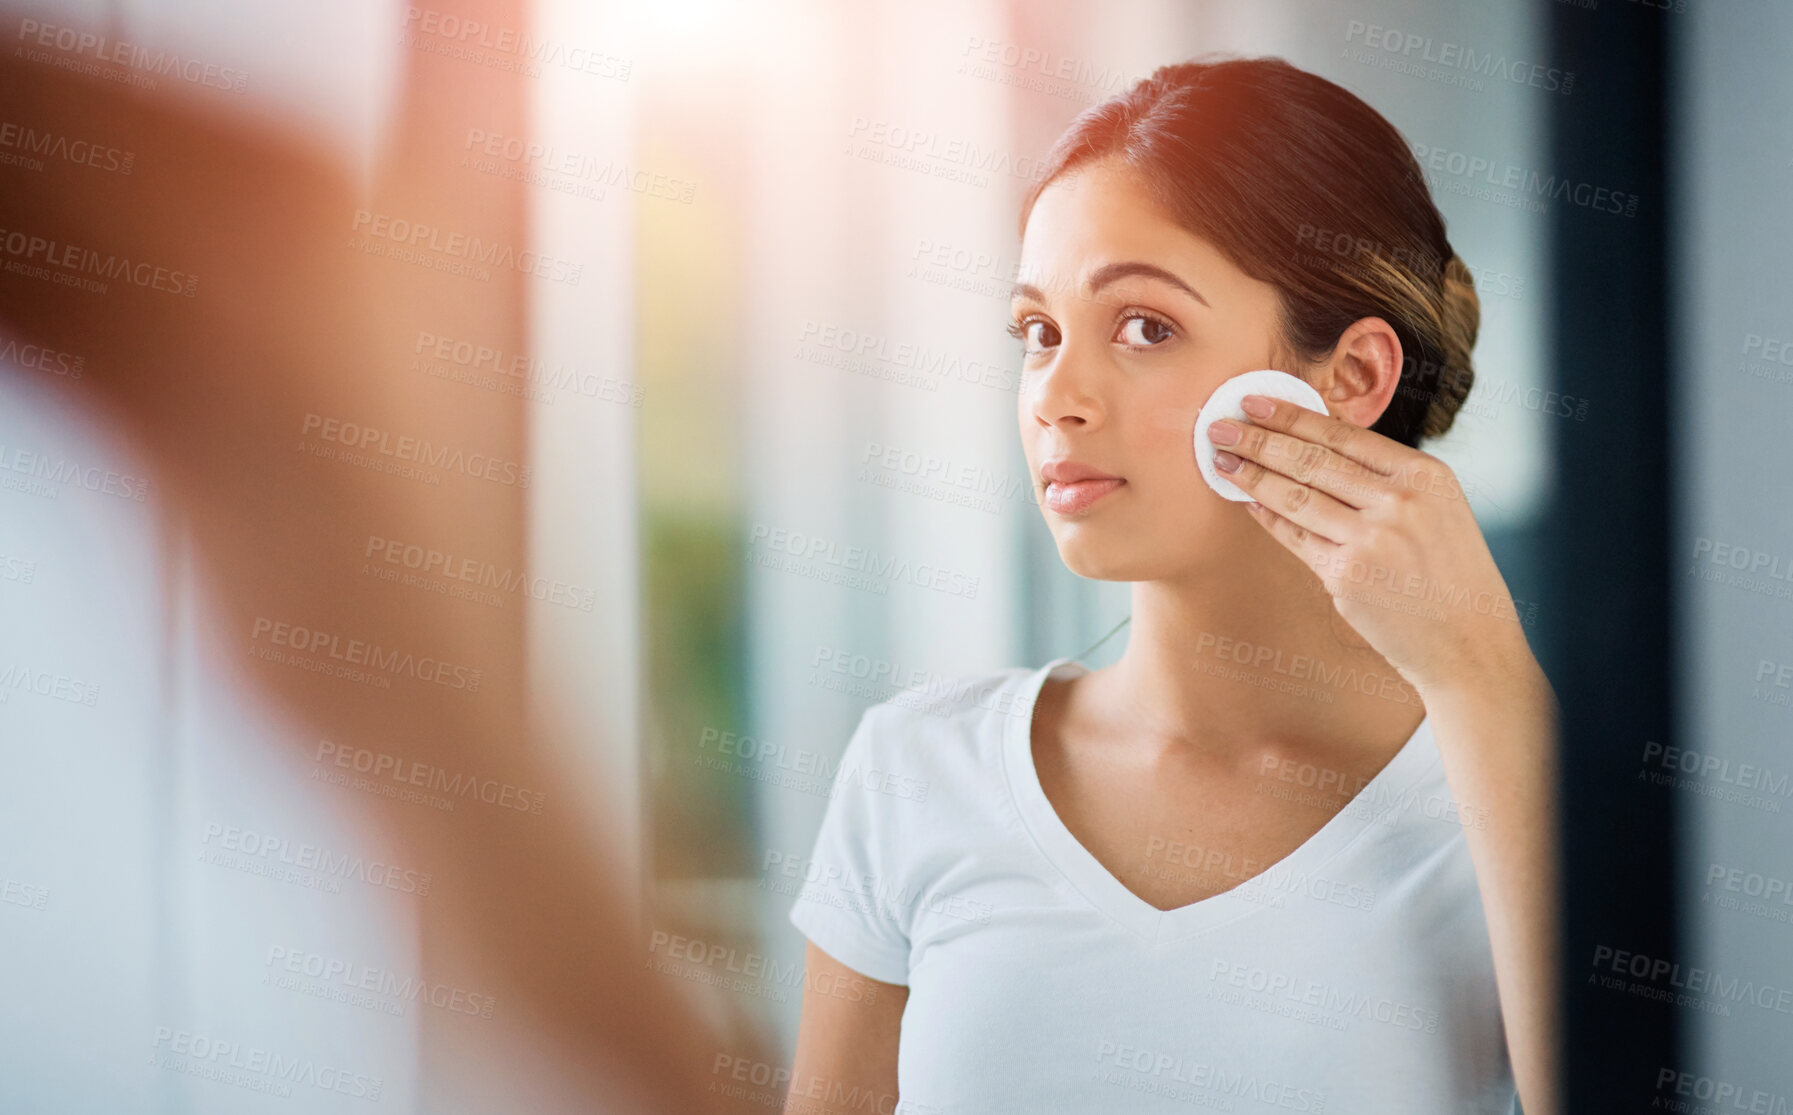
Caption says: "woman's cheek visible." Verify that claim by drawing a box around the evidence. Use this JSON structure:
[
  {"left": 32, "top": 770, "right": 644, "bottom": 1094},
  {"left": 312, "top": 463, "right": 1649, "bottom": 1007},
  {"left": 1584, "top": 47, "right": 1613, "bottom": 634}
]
[{"left": 1141, "top": 396, "right": 1207, "bottom": 469}]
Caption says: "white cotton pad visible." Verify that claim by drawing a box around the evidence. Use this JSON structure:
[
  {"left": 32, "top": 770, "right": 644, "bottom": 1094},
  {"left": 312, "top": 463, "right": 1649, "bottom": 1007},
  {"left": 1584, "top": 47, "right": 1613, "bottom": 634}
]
[{"left": 1192, "top": 369, "right": 1329, "bottom": 501}]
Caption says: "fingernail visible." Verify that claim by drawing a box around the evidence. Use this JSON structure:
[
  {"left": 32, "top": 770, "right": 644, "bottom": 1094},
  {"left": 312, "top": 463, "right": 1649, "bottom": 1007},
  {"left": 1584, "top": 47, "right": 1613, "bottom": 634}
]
[
  {"left": 1207, "top": 420, "right": 1240, "bottom": 445},
  {"left": 1215, "top": 449, "right": 1242, "bottom": 473},
  {"left": 1241, "top": 395, "right": 1273, "bottom": 419}
]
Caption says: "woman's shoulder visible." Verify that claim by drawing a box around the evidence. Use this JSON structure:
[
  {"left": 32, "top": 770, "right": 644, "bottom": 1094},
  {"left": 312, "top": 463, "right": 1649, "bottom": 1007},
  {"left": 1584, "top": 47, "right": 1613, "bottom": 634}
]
[
  {"left": 837, "top": 660, "right": 1042, "bottom": 779},
  {"left": 855, "top": 660, "right": 1040, "bottom": 736},
  {"left": 823, "top": 662, "right": 1041, "bottom": 826}
]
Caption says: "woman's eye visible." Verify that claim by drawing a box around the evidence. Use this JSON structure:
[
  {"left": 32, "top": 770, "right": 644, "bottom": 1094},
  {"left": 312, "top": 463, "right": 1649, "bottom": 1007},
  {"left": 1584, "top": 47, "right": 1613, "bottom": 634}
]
[
  {"left": 1008, "top": 319, "right": 1060, "bottom": 351},
  {"left": 1117, "top": 314, "right": 1175, "bottom": 346}
]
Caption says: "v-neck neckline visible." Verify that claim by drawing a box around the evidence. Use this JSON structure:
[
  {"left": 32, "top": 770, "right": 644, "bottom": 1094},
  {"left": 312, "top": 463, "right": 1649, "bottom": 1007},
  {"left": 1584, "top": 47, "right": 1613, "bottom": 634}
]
[{"left": 1001, "top": 655, "right": 1441, "bottom": 945}]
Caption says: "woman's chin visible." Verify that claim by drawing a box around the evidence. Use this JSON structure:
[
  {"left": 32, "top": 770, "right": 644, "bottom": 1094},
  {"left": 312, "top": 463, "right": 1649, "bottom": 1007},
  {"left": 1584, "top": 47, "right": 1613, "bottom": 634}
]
[
  {"left": 1053, "top": 537, "right": 1151, "bottom": 582},
  {"left": 1052, "top": 519, "right": 1237, "bottom": 583}
]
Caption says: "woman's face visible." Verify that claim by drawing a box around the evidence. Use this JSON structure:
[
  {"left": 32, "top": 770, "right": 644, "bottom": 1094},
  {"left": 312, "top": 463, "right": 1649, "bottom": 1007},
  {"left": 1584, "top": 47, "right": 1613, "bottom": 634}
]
[{"left": 1012, "top": 156, "right": 1295, "bottom": 582}]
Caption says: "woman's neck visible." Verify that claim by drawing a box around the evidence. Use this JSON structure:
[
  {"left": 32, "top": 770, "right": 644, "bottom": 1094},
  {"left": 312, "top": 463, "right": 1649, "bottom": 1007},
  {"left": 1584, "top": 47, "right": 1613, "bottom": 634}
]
[{"left": 1090, "top": 549, "right": 1425, "bottom": 758}]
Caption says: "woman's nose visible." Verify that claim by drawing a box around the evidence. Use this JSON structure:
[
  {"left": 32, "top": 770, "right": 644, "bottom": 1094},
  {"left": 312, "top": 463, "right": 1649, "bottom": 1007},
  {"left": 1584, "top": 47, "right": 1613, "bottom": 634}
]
[{"left": 1027, "top": 350, "right": 1103, "bottom": 430}]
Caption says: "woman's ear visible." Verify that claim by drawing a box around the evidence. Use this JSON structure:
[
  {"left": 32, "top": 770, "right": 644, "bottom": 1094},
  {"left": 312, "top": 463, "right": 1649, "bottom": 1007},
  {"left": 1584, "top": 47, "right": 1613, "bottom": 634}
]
[{"left": 1314, "top": 317, "right": 1404, "bottom": 429}]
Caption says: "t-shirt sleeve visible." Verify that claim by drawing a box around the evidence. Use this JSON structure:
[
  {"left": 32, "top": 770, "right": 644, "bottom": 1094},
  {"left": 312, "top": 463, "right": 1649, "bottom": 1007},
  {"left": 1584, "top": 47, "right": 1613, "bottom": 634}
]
[{"left": 786, "top": 708, "right": 913, "bottom": 986}]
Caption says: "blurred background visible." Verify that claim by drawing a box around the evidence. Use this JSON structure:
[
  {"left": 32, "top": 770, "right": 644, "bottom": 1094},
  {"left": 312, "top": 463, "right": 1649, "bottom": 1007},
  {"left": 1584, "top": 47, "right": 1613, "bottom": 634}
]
[{"left": 0, "top": 0, "right": 1787, "bottom": 1110}]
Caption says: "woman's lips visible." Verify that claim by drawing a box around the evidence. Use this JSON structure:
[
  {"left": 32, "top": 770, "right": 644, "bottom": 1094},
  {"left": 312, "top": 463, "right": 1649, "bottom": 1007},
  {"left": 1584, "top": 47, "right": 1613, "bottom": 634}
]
[{"left": 1044, "top": 477, "right": 1125, "bottom": 515}]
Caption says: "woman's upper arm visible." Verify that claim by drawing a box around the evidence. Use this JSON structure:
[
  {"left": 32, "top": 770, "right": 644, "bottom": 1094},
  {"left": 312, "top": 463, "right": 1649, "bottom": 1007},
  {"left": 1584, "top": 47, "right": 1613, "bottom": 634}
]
[{"left": 788, "top": 939, "right": 907, "bottom": 1114}]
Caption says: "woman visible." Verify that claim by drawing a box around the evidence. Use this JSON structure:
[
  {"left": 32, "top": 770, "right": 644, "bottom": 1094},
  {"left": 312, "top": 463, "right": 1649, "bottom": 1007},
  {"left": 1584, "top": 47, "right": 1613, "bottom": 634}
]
[{"left": 787, "top": 56, "right": 1557, "bottom": 1115}]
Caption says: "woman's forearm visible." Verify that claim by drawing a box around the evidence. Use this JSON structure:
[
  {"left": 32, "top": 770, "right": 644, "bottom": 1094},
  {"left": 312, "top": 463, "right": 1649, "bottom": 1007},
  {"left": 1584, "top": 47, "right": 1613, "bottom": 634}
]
[{"left": 1420, "top": 656, "right": 1561, "bottom": 1115}]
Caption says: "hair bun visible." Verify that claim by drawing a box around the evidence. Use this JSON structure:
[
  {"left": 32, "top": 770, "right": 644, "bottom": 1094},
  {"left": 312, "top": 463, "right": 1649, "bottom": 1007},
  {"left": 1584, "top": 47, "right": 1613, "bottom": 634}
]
[{"left": 1424, "top": 252, "right": 1481, "bottom": 439}]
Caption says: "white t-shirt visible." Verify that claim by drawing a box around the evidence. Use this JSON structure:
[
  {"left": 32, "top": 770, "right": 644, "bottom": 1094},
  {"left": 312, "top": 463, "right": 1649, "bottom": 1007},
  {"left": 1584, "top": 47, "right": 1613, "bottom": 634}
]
[{"left": 788, "top": 656, "right": 1518, "bottom": 1114}]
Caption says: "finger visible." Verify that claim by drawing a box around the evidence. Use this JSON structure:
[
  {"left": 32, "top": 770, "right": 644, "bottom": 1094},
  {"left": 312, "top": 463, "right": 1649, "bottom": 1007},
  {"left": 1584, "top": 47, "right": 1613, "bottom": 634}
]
[
  {"left": 1216, "top": 449, "right": 1353, "bottom": 542},
  {"left": 1238, "top": 394, "right": 1411, "bottom": 477},
  {"left": 1245, "top": 499, "right": 1340, "bottom": 569},
  {"left": 1209, "top": 418, "right": 1389, "bottom": 510}
]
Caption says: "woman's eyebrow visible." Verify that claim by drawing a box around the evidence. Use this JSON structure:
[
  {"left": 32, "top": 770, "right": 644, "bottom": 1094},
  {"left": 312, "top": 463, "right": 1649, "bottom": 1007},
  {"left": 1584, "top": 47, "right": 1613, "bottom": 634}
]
[{"left": 1009, "top": 261, "right": 1210, "bottom": 308}]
